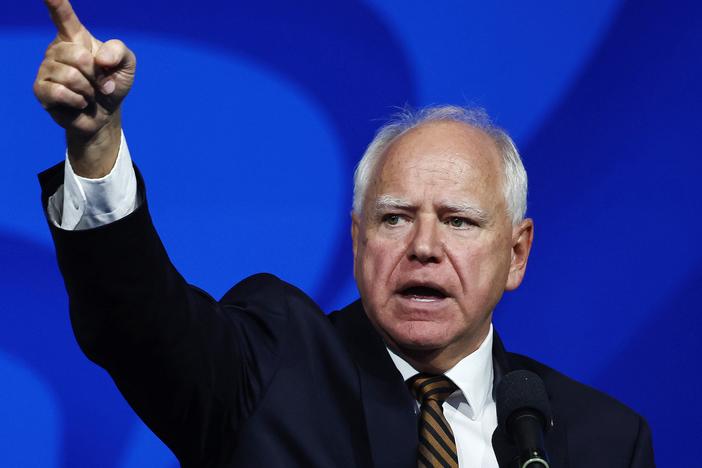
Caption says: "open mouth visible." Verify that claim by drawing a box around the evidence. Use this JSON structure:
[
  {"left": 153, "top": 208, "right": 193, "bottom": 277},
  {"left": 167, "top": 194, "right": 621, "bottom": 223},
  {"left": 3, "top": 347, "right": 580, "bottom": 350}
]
[{"left": 399, "top": 285, "right": 448, "bottom": 302}]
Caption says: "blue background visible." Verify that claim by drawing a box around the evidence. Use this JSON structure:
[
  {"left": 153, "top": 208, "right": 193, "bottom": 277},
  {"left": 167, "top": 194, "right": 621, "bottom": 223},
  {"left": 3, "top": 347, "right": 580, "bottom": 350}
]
[{"left": 1, "top": 0, "right": 700, "bottom": 466}]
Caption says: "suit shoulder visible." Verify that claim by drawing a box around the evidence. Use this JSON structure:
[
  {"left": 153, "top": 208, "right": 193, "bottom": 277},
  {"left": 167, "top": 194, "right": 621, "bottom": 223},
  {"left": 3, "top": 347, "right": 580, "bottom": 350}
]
[
  {"left": 218, "top": 273, "right": 324, "bottom": 318},
  {"left": 505, "top": 353, "right": 655, "bottom": 466},
  {"left": 508, "top": 352, "right": 645, "bottom": 428}
]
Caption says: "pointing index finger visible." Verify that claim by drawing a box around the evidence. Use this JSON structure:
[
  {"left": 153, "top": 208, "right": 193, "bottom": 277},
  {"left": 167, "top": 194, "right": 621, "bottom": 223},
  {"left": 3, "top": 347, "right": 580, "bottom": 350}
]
[{"left": 44, "top": 0, "right": 84, "bottom": 41}]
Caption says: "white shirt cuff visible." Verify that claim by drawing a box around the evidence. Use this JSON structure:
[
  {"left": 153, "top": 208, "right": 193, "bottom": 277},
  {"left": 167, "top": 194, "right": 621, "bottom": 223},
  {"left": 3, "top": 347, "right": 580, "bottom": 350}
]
[{"left": 46, "top": 130, "right": 140, "bottom": 230}]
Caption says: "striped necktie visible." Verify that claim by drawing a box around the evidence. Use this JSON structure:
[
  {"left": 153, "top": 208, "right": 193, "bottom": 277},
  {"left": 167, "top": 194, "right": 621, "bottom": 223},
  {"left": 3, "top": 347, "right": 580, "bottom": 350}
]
[{"left": 408, "top": 373, "right": 459, "bottom": 468}]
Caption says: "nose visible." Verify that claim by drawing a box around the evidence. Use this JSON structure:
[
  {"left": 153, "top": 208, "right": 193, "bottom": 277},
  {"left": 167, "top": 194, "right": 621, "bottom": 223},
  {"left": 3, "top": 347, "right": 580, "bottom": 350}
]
[{"left": 408, "top": 216, "right": 444, "bottom": 264}]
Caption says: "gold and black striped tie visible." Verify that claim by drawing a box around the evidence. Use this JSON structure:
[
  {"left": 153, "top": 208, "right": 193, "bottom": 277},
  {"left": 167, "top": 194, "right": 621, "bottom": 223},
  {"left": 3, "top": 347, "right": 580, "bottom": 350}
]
[{"left": 408, "top": 373, "right": 459, "bottom": 468}]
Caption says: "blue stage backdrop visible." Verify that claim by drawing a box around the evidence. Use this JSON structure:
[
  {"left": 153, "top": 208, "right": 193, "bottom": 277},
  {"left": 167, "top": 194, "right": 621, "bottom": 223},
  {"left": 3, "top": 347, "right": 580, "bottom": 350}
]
[{"left": 1, "top": 1, "right": 700, "bottom": 466}]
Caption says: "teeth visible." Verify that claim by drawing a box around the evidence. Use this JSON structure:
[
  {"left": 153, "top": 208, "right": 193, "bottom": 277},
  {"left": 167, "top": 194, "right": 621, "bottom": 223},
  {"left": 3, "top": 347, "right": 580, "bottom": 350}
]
[{"left": 410, "top": 296, "right": 440, "bottom": 302}]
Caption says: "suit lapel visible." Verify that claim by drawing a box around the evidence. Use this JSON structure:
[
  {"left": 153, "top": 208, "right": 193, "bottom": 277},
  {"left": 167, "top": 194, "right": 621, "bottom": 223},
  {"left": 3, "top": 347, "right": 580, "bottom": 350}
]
[
  {"left": 492, "top": 333, "right": 569, "bottom": 468},
  {"left": 329, "top": 300, "right": 418, "bottom": 468}
]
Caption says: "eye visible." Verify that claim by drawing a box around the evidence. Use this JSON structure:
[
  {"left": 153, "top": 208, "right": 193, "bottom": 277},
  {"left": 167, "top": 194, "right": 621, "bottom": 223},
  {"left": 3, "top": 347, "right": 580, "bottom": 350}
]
[
  {"left": 445, "top": 217, "right": 473, "bottom": 229},
  {"left": 382, "top": 214, "right": 407, "bottom": 226}
]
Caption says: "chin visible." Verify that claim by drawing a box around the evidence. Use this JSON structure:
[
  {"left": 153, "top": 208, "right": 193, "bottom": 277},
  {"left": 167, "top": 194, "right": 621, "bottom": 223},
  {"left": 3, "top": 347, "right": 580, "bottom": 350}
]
[{"left": 385, "top": 319, "right": 455, "bottom": 352}]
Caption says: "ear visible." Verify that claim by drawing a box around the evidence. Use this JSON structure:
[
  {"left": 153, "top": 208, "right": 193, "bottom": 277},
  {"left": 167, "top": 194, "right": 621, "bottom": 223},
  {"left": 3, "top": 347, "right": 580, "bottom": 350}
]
[
  {"left": 351, "top": 212, "right": 361, "bottom": 263},
  {"left": 505, "top": 218, "right": 534, "bottom": 291}
]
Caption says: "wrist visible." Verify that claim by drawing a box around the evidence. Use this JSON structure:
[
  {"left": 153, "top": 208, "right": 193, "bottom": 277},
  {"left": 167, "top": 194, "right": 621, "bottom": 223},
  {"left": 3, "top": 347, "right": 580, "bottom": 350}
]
[{"left": 67, "top": 112, "right": 123, "bottom": 178}]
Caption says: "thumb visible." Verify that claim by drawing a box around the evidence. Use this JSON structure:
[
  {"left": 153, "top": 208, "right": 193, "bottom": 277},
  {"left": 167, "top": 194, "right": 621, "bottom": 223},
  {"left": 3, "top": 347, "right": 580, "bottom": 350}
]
[
  {"left": 94, "top": 39, "right": 136, "bottom": 95},
  {"left": 95, "top": 39, "right": 134, "bottom": 68}
]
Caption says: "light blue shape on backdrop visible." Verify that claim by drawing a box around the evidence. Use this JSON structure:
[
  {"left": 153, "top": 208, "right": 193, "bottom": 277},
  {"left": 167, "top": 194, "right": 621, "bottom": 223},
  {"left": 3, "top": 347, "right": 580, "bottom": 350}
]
[{"left": 363, "top": 0, "right": 623, "bottom": 143}]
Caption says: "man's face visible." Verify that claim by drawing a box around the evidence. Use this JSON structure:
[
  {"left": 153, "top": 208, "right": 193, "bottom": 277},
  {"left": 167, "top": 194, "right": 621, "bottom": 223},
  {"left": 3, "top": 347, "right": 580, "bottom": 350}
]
[{"left": 352, "top": 121, "right": 533, "bottom": 368}]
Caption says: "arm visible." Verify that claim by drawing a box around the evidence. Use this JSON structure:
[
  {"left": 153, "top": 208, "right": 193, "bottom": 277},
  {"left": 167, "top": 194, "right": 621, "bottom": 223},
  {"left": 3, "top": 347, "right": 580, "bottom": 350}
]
[
  {"left": 35, "top": 2, "right": 281, "bottom": 464},
  {"left": 40, "top": 165, "right": 278, "bottom": 464}
]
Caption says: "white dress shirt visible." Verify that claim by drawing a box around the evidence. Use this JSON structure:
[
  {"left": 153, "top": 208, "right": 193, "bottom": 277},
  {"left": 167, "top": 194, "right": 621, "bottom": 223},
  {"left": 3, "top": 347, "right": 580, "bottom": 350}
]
[{"left": 50, "top": 135, "right": 499, "bottom": 467}]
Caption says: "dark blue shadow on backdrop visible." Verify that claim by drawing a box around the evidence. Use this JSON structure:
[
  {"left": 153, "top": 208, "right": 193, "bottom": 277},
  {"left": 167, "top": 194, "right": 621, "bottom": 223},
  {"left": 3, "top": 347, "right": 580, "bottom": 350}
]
[{"left": 501, "top": 0, "right": 702, "bottom": 460}]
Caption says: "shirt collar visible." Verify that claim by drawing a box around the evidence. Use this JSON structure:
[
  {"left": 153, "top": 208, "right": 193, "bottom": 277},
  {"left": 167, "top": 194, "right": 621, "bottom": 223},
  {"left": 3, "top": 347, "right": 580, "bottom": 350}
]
[{"left": 387, "top": 324, "right": 494, "bottom": 421}]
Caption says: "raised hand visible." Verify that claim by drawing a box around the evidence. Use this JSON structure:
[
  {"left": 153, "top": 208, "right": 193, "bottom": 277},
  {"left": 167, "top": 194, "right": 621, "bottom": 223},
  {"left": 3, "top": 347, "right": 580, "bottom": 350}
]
[{"left": 34, "top": 0, "right": 136, "bottom": 177}]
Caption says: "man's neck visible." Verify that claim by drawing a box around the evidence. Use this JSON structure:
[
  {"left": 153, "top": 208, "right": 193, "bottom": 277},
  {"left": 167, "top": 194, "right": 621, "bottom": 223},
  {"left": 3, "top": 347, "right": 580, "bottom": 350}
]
[{"left": 388, "top": 325, "right": 492, "bottom": 374}]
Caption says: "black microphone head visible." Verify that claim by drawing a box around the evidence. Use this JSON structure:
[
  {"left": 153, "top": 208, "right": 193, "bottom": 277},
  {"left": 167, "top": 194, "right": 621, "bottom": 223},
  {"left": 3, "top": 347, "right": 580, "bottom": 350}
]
[{"left": 496, "top": 370, "right": 553, "bottom": 433}]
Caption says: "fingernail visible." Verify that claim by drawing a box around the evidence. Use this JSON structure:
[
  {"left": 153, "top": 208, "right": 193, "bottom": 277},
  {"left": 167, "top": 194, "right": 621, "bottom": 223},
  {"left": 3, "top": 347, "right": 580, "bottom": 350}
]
[{"left": 101, "top": 80, "right": 115, "bottom": 95}]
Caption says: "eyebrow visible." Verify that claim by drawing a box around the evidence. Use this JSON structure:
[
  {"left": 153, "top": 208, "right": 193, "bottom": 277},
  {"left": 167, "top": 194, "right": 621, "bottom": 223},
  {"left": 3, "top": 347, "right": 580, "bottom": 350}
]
[
  {"left": 439, "top": 201, "right": 490, "bottom": 223},
  {"left": 372, "top": 195, "right": 490, "bottom": 223},
  {"left": 373, "top": 195, "right": 414, "bottom": 212}
]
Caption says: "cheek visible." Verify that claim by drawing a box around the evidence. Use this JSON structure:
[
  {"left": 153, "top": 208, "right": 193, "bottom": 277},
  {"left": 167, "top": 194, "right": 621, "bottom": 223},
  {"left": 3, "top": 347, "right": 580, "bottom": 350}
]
[
  {"left": 451, "top": 241, "right": 511, "bottom": 293},
  {"left": 358, "top": 238, "right": 402, "bottom": 295}
]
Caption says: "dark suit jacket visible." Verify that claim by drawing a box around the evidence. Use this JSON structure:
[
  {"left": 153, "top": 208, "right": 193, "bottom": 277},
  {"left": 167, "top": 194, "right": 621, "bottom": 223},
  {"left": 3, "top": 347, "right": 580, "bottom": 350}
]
[{"left": 40, "top": 163, "right": 655, "bottom": 467}]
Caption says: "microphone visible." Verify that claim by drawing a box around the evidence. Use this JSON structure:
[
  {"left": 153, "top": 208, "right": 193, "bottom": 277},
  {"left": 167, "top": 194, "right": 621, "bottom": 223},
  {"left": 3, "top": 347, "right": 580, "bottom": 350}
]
[{"left": 496, "top": 370, "right": 553, "bottom": 468}]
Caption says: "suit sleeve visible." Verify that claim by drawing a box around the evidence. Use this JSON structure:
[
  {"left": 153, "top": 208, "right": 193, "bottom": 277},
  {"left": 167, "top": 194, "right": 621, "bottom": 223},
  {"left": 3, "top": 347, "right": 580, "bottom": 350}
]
[
  {"left": 629, "top": 416, "right": 656, "bottom": 468},
  {"left": 39, "top": 162, "right": 288, "bottom": 466}
]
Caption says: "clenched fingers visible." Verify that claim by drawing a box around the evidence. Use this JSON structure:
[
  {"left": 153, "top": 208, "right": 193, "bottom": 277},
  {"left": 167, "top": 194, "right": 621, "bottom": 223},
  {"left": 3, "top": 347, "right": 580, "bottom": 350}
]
[
  {"left": 45, "top": 41, "right": 97, "bottom": 82},
  {"left": 34, "top": 80, "right": 88, "bottom": 110},
  {"left": 42, "top": 60, "right": 96, "bottom": 101}
]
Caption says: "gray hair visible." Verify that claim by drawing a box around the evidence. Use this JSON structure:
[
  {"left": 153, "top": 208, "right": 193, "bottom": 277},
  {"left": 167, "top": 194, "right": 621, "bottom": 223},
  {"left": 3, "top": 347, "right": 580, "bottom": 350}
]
[{"left": 352, "top": 105, "right": 528, "bottom": 225}]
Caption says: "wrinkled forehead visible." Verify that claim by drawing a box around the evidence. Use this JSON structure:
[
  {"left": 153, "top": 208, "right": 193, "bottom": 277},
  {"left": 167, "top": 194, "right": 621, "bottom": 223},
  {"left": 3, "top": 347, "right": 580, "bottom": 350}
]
[{"left": 367, "top": 121, "right": 505, "bottom": 207}]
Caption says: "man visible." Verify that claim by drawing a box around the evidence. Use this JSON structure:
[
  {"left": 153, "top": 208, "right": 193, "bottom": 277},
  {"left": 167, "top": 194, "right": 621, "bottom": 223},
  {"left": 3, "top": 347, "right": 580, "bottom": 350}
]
[{"left": 34, "top": 0, "right": 655, "bottom": 466}]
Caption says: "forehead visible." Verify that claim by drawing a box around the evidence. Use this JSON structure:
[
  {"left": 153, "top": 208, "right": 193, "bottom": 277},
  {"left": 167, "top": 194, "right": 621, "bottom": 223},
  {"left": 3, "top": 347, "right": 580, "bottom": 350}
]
[{"left": 370, "top": 120, "right": 504, "bottom": 204}]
